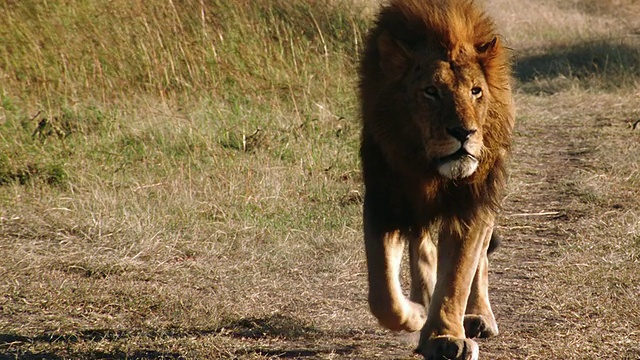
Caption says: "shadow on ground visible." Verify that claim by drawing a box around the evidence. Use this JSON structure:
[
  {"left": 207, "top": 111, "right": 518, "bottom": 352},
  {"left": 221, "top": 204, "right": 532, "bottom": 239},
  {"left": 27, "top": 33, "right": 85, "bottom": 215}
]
[
  {"left": 0, "top": 330, "right": 185, "bottom": 360},
  {"left": 234, "top": 346, "right": 357, "bottom": 359},
  {"left": 514, "top": 39, "right": 640, "bottom": 93},
  {"left": 0, "top": 314, "right": 357, "bottom": 359},
  {"left": 0, "top": 350, "right": 182, "bottom": 360}
]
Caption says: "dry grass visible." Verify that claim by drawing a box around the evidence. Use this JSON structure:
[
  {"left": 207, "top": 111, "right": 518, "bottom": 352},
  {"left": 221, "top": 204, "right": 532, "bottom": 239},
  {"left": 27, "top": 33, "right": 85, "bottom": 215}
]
[{"left": 1, "top": 0, "right": 640, "bottom": 359}]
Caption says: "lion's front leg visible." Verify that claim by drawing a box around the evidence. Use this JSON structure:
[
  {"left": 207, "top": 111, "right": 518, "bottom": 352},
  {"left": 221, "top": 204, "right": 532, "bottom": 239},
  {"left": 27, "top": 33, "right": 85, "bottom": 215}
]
[
  {"left": 464, "top": 227, "right": 499, "bottom": 339},
  {"left": 364, "top": 226, "right": 427, "bottom": 332},
  {"left": 409, "top": 228, "right": 437, "bottom": 308},
  {"left": 415, "top": 217, "right": 494, "bottom": 360}
]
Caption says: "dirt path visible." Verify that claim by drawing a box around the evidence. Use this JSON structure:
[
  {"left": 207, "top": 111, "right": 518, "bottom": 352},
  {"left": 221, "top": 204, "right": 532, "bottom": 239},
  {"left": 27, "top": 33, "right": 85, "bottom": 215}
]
[{"left": 485, "top": 95, "right": 591, "bottom": 359}]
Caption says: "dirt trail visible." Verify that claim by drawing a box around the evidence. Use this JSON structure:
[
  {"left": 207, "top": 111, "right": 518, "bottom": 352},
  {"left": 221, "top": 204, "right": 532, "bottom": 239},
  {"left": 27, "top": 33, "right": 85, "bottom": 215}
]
[{"left": 486, "top": 98, "right": 587, "bottom": 358}]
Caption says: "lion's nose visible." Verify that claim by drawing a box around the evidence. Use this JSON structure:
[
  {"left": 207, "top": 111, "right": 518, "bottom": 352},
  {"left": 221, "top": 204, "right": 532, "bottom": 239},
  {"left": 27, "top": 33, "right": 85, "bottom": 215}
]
[{"left": 446, "top": 126, "right": 477, "bottom": 143}]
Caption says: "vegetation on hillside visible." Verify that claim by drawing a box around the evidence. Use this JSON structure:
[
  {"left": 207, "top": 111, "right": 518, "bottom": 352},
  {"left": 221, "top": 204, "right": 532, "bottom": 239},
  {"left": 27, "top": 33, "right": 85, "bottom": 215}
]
[{"left": 0, "top": 0, "right": 367, "bottom": 190}]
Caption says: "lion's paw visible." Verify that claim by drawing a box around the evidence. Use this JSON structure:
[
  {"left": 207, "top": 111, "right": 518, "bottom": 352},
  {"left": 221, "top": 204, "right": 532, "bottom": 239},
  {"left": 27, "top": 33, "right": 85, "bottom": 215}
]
[
  {"left": 415, "top": 336, "right": 479, "bottom": 360},
  {"left": 464, "top": 314, "right": 498, "bottom": 339},
  {"left": 403, "top": 301, "right": 428, "bottom": 332},
  {"left": 371, "top": 299, "right": 426, "bottom": 332}
]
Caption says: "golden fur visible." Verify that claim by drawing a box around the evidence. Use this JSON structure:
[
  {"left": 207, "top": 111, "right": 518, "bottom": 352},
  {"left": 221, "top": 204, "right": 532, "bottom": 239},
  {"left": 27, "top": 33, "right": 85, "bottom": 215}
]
[{"left": 359, "top": 0, "right": 515, "bottom": 359}]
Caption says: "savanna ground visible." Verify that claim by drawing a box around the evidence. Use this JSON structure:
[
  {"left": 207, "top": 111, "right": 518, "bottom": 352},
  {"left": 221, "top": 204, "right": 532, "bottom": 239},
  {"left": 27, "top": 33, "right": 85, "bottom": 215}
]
[{"left": 1, "top": 0, "right": 639, "bottom": 359}]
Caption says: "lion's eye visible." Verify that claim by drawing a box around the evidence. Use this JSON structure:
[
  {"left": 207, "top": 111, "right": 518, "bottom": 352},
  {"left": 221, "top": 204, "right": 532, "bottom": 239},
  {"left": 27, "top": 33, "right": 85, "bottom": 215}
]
[
  {"left": 423, "top": 86, "right": 440, "bottom": 99},
  {"left": 471, "top": 87, "right": 483, "bottom": 97}
]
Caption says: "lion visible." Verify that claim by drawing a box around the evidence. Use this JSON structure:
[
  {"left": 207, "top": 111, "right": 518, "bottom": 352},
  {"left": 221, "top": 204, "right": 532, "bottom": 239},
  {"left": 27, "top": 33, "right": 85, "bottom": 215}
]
[{"left": 358, "top": 0, "right": 515, "bottom": 359}]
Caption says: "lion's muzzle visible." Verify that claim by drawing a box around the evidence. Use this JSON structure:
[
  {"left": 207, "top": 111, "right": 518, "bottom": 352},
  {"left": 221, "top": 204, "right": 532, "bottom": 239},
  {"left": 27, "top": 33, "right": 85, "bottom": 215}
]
[{"left": 437, "top": 148, "right": 479, "bottom": 179}]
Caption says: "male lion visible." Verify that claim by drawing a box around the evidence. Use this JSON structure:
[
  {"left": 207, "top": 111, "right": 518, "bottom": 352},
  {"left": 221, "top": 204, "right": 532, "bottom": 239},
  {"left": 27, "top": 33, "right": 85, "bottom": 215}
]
[{"left": 359, "top": 0, "right": 515, "bottom": 359}]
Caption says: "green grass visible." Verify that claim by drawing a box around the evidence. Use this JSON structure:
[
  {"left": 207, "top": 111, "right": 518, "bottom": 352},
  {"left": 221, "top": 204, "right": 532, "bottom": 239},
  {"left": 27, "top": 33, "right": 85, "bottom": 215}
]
[{"left": 0, "top": 0, "right": 365, "bottom": 105}]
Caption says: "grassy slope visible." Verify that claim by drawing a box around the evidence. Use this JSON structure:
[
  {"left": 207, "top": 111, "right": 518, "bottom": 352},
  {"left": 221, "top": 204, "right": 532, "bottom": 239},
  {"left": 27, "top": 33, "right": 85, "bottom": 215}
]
[{"left": 1, "top": 0, "right": 639, "bottom": 359}]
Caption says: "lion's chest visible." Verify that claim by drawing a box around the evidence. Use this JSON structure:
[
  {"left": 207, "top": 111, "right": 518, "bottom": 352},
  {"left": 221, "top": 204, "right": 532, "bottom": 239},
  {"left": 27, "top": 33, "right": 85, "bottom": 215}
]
[{"left": 403, "top": 176, "right": 483, "bottom": 224}]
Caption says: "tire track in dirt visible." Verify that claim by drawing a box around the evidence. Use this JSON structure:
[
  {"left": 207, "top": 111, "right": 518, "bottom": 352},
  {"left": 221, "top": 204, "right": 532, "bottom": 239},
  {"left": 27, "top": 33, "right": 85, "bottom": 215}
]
[{"left": 486, "top": 108, "right": 574, "bottom": 358}]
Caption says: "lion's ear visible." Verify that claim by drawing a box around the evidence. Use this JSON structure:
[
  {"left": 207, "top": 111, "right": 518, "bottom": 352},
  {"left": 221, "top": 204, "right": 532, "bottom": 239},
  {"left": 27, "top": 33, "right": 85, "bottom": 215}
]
[
  {"left": 377, "top": 31, "right": 410, "bottom": 78},
  {"left": 476, "top": 36, "right": 498, "bottom": 54}
]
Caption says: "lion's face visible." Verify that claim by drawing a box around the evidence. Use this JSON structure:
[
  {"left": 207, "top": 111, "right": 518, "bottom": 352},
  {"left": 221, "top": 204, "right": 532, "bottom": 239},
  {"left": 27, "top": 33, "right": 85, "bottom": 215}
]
[
  {"left": 369, "top": 31, "right": 510, "bottom": 182},
  {"left": 404, "top": 55, "right": 490, "bottom": 180}
]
